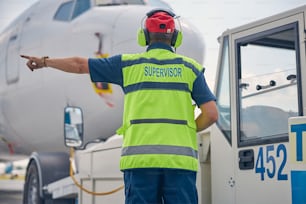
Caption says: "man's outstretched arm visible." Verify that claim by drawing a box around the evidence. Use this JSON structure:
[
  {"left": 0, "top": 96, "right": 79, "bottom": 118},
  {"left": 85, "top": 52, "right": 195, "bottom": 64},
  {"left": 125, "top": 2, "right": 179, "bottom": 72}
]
[{"left": 20, "top": 55, "right": 89, "bottom": 74}]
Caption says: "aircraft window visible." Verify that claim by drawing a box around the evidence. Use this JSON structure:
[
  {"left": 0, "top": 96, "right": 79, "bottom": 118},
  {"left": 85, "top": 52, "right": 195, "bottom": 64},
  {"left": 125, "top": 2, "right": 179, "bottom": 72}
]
[
  {"left": 237, "top": 23, "right": 300, "bottom": 146},
  {"left": 216, "top": 36, "right": 231, "bottom": 144},
  {"left": 54, "top": 1, "right": 74, "bottom": 21},
  {"left": 71, "top": 0, "right": 91, "bottom": 19},
  {"left": 95, "top": 0, "right": 144, "bottom": 6},
  {"left": 125, "top": 0, "right": 144, "bottom": 4}
]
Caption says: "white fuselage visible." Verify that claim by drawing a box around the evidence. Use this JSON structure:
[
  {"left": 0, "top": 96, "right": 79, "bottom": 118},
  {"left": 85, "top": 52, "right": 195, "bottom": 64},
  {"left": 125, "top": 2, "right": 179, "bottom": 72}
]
[{"left": 0, "top": 0, "right": 205, "bottom": 157}]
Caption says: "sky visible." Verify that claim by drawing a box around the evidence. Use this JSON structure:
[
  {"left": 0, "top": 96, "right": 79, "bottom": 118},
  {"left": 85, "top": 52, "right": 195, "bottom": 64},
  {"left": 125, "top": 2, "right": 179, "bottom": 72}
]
[
  {"left": 165, "top": 0, "right": 305, "bottom": 87},
  {"left": 0, "top": 0, "right": 305, "bottom": 87}
]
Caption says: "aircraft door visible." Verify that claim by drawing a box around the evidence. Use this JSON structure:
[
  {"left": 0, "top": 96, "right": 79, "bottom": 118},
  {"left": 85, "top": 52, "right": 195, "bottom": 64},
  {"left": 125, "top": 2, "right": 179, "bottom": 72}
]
[
  {"left": 5, "top": 27, "right": 21, "bottom": 84},
  {"left": 232, "top": 13, "right": 304, "bottom": 204},
  {"left": 4, "top": 14, "right": 34, "bottom": 85}
]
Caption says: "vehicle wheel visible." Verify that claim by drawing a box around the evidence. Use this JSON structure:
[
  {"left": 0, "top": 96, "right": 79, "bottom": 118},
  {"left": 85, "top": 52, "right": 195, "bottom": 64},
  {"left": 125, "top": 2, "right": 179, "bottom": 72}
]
[{"left": 23, "top": 161, "right": 43, "bottom": 204}]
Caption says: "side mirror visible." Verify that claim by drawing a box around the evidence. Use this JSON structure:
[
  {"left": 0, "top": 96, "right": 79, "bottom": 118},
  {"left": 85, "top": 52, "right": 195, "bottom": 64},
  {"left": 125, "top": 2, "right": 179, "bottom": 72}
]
[{"left": 64, "top": 106, "right": 84, "bottom": 148}]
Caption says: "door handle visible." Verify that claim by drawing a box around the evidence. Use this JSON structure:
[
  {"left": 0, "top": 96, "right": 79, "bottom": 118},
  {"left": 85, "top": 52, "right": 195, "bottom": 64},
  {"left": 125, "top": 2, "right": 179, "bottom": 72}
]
[
  {"left": 9, "top": 35, "right": 18, "bottom": 41},
  {"left": 239, "top": 149, "right": 254, "bottom": 170}
]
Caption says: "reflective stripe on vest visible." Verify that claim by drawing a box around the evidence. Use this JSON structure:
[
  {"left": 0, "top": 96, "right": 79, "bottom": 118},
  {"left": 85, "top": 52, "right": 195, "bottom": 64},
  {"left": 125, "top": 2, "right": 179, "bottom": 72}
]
[
  {"left": 124, "top": 81, "right": 190, "bottom": 94},
  {"left": 122, "top": 145, "right": 198, "bottom": 159},
  {"left": 130, "top": 118, "right": 187, "bottom": 125}
]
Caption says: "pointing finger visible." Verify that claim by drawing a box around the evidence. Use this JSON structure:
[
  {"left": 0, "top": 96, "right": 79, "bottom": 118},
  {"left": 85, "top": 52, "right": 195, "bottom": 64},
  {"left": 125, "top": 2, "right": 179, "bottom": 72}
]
[{"left": 20, "top": 55, "right": 30, "bottom": 59}]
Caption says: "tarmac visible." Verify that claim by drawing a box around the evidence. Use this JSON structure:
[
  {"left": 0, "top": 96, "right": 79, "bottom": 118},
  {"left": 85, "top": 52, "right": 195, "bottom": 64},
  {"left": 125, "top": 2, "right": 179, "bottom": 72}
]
[
  {"left": 0, "top": 190, "right": 22, "bottom": 204},
  {"left": 0, "top": 179, "right": 24, "bottom": 204}
]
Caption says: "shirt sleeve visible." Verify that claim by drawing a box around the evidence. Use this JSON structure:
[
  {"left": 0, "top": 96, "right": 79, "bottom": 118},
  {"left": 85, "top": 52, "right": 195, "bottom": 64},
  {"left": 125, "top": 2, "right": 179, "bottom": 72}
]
[
  {"left": 192, "top": 72, "right": 216, "bottom": 107},
  {"left": 88, "top": 55, "right": 123, "bottom": 86}
]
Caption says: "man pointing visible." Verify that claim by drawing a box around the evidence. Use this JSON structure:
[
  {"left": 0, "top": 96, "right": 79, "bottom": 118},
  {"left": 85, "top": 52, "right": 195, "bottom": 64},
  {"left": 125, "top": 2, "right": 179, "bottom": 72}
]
[{"left": 22, "top": 8, "right": 218, "bottom": 204}]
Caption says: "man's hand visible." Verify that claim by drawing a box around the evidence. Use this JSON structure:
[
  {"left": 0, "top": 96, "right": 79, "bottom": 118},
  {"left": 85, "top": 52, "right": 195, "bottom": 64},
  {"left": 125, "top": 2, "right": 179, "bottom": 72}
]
[
  {"left": 21, "top": 55, "right": 89, "bottom": 74},
  {"left": 20, "top": 55, "right": 48, "bottom": 71},
  {"left": 196, "top": 101, "right": 218, "bottom": 132}
]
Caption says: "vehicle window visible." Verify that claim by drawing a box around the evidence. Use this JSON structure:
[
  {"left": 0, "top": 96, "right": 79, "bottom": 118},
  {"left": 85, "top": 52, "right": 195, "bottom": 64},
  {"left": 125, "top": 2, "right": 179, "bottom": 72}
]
[
  {"left": 71, "top": 0, "right": 91, "bottom": 19},
  {"left": 216, "top": 36, "right": 231, "bottom": 144},
  {"left": 54, "top": 1, "right": 74, "bottom": 21},
  {"left": 237, "top": 23, "right": 300, "bottom": 146}
]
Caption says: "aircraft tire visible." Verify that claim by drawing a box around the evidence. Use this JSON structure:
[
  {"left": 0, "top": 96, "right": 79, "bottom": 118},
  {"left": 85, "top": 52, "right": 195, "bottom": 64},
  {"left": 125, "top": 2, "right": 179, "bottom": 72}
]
[
  {"left": 23, "top": 160, "right": 75, "bottom": 204},
  {"left": 23, "top": 160, "right": 43, "bottom": 204}
]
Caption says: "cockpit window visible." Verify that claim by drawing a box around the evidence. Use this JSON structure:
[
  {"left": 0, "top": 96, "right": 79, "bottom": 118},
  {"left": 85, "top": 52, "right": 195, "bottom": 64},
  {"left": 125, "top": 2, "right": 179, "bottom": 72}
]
[
  {"left": 54, "top": 1, "right": 74, "bottom": 21},
  {"left": 54, "top": 0, "right": 172, "bottom": 21},
  {"left": 54, "top": 0, "right": 90, "bottom": 21},
  {"left": 144, "top": 0, "right": 172, "bottom": 9},
  {"left": 72, "top": 0, "right": 90, "bottom": 19},
  {"left": 95, "top": 0, "right": 144, "bottom": 6},
  {"left": 94, "top": 0, "right": 172, "bottom": 9}
]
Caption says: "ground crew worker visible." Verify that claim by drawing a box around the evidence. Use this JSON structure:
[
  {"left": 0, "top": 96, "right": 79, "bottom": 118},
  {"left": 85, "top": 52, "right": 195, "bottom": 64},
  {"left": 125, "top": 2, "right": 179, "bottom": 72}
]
[{"left": 21, "top": 8, "right": 218, "bottom": 204}]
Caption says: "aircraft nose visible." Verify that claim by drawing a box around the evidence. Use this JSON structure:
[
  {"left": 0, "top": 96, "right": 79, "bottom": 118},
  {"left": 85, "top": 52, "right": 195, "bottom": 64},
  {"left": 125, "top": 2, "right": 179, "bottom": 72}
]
[
  {"left": 111, "top": 7, "right": 205, "bottom": 63},
  {"left": 175, "top": 18, "right": 205, "bottom": 64}
]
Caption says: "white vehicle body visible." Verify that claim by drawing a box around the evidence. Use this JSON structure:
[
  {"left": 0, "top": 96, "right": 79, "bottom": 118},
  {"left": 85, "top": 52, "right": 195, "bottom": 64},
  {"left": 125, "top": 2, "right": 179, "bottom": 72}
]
[
  {"left": 46, "top": 4, "right": 306, "bottom": 204},
  {"left": 210, "top": 4, "right": 306, "bottom": 204}
]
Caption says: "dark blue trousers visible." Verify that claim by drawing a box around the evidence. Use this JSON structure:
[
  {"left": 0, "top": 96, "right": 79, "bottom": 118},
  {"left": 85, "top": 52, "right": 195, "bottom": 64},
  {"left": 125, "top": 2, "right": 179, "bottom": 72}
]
[{"left": 123, "top": 168, "right": 198, "bottom": 204}]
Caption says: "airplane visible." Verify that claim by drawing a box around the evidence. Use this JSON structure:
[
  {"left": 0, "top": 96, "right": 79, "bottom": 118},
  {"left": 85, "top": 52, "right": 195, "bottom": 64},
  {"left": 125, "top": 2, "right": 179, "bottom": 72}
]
[{"left": 0, "top": 0, "right": 205, "bottom": 162}]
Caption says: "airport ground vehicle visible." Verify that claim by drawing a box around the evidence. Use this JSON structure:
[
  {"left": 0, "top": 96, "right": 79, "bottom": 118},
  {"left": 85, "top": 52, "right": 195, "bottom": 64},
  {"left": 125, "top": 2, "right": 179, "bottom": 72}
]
[{"left": 26, "top": 4, "right": 306, "bottom": 204}]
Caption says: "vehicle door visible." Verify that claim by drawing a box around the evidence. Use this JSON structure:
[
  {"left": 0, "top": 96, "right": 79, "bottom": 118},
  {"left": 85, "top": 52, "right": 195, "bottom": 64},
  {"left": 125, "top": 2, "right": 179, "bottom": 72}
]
[{"left": 232, "top": 12, "right": 305, "bottom": 204}]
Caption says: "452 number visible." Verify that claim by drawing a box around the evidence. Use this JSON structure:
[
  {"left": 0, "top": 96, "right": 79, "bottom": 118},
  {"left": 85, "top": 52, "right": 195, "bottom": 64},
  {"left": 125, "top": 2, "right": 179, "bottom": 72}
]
[{"left": 255, "top": 144, "right": 288, "bottom": 181}]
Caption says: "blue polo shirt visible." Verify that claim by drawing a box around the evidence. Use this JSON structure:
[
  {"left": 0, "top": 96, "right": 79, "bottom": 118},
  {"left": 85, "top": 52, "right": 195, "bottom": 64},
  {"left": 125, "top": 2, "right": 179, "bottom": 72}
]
[{"left": 88, "top": 43, "right": 216, "bottom": 106}]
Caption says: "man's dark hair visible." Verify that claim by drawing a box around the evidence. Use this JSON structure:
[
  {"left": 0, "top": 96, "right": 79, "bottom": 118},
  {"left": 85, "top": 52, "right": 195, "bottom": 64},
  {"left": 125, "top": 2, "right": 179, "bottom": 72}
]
[{"left": 149, "top": 32, "right": 173, "bottom": 45}]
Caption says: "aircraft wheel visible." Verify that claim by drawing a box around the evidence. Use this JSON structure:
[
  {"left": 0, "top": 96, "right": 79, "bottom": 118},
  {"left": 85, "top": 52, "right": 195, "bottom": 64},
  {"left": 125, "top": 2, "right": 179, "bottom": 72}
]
[
  {"left": 23, "top": 161, "right": 43, "bottom": 204},
  {"left": 23, "top": 160, "right": 75, "bottom": 204}
]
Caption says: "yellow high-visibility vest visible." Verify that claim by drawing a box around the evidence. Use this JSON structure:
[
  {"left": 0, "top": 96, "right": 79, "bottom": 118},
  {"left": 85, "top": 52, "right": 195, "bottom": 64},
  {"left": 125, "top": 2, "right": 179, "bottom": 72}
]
[{"left": 117, "top": 47, "right": 203, "bottom": 171}]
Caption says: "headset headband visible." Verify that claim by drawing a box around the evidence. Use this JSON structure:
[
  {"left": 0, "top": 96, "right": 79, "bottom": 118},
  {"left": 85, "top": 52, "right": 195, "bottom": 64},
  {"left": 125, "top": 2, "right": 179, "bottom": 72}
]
[{"left": 146, "top": 9, "right": 176, "bottom": 18}]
